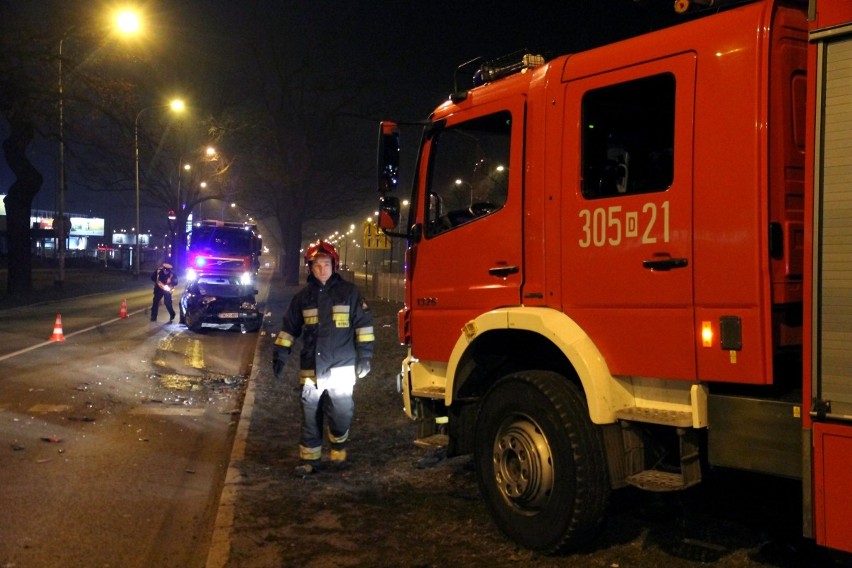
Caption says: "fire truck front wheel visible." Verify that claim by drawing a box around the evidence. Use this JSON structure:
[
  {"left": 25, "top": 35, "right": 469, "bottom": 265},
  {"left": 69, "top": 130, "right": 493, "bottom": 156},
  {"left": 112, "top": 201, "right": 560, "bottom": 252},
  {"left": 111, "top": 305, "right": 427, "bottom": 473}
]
[{"left": 473, "top": 370, "right": 609, "bottom": 553}]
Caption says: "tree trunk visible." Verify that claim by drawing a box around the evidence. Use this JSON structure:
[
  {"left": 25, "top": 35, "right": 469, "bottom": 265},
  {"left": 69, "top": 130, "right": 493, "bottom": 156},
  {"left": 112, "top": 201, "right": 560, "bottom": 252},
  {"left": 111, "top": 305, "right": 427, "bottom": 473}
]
[
  {"left": 281, "top": 212, "right": 303, "bottom": 286},
  {"left": 2, "top": 114, "right": 43, "bottom": 295}
]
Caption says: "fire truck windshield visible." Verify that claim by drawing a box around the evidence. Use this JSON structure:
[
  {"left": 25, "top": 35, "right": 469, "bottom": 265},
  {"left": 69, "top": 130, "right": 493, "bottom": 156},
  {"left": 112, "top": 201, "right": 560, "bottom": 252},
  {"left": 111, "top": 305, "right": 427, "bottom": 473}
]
[{"left": 188, "top": 227, "right": 254, "bottom": 254}]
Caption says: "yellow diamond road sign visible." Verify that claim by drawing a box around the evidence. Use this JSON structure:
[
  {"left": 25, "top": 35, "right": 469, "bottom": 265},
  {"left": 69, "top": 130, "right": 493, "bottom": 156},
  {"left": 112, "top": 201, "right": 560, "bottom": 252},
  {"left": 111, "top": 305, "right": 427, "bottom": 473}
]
[{"left": 363, "top": 221, "right": 390, "bottom": 250}]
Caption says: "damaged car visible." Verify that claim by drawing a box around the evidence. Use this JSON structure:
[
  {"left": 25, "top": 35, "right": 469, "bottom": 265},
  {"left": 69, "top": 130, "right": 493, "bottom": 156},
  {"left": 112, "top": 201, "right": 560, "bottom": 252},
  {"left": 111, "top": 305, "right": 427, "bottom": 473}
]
[{"left": 179, "top": 274, "right": 263, "bottom": 333}]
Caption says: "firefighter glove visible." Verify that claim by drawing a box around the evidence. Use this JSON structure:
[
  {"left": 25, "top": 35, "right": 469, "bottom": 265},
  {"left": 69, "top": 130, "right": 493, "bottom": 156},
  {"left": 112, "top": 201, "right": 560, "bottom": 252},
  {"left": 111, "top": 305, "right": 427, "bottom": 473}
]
[
  {"left": 272, "top": 358, "right": 285, "bottom": 379},
  {"left": 356, "top": 359, "right": 371, "bottom": 379}
]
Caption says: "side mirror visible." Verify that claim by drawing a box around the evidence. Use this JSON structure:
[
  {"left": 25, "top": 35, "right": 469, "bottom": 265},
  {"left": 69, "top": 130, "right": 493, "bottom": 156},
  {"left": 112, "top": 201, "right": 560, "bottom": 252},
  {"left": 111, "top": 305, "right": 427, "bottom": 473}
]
[
  {"left": 377, "top": 121, "right": 400, "bottom": 193},
  {"left": 378, "top": 195, "right": 400, "bottom": 231}
]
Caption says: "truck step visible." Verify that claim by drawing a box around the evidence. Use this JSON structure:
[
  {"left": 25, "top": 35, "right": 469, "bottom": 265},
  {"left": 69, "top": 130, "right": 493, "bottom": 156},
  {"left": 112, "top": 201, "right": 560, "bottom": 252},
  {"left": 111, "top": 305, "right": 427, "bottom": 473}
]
[
  {"left": 410, "top": 386, "right": 446, "bottom": 399},
  {"left": 625, "top": 469, "right": 700, "bottom": 492},
  {"left": 615, "top": 406, "right": 694, "bottom": 428},
  {"left": 617, "top": 418, "right": 702, "bottom": 491},
  {"left": 413, "top": 433, "right": 448, "bottom": 449}
]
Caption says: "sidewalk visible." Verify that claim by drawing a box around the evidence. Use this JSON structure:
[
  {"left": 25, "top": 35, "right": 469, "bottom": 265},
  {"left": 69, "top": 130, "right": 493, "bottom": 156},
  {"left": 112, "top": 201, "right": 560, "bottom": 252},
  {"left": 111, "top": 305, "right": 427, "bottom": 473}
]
[{"left": 205, "top": 270, "right": 299, "bottom": 568}]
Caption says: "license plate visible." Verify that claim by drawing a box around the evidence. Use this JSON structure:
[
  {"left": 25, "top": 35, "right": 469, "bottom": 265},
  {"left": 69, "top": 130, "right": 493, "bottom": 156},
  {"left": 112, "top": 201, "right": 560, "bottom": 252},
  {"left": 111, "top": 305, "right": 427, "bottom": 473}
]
[{"left": 219, "top": 312, "right": 239, "bottom": 319}]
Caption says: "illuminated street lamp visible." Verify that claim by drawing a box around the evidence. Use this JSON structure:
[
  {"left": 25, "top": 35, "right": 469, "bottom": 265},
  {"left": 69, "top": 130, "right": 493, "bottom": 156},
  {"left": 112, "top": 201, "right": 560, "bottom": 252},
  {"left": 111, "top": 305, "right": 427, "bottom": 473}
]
[
  {"left": 115, "top": 10, "right": 140, "bottom": 34},
  {"left": 56, "top": 9, "right": 140, "bottom": 287},
  {"left": 134, "top": 98, "right": 185, "bottom": 276}
]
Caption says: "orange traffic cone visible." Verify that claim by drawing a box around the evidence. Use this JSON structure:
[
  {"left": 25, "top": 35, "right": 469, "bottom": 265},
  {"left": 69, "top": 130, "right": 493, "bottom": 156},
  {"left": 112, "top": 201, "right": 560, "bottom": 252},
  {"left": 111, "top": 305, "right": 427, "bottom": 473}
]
[
  {"left": 119, "top": 299, "right": 129, "bottom": 318},
  {"left": 50, "top": 314, "right": 65, "bottom": 342}
]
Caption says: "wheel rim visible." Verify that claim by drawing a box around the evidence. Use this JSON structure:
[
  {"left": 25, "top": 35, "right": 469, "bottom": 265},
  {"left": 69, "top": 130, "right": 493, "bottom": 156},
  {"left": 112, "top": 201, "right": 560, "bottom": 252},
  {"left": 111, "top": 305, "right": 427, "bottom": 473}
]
[{"left": 492, "top": 415, "right": 554, "bottom": 512}]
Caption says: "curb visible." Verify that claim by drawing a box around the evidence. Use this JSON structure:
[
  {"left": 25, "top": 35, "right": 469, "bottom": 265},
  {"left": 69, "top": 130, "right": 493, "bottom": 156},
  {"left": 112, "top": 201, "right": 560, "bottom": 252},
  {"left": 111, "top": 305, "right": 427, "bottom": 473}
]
[{"left": 205, "top": 340, "right": 261, "bottom": 568}]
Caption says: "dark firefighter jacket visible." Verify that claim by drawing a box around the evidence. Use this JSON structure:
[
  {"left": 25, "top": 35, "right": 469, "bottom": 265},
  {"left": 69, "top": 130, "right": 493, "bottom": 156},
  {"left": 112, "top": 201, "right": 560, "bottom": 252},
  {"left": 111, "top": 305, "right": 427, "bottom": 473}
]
[{"left": 274, "top": 272, "right": 374, "bottom": 382}]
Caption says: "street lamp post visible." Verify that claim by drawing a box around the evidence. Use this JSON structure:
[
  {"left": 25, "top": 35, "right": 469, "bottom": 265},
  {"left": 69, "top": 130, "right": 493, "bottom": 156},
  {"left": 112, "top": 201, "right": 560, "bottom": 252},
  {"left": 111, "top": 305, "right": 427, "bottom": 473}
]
[
  {"left": 133, "top": 99, "right": 184, "bottom": 277},
  {"left": 56, "top": 37, "right": 67, "bottom": 287},
  {"left": 174, "top": 162, "right": 190, "bottom": 267},
  {"left": 56, "top": 10, "right": 141, "bottom": 286},
  {"left": 133, "top": 108, "right": 143, "bottom": 277}
]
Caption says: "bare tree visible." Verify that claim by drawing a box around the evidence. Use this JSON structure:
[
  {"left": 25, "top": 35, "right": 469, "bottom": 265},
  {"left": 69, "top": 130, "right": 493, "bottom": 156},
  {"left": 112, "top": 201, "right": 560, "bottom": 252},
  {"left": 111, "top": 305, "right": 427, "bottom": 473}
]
[
  {"left": 0, "top": 1, "right": 156, "bottom": 293},
  {"left": 214, "top": 2, "right": 380, "bottom": 285}
]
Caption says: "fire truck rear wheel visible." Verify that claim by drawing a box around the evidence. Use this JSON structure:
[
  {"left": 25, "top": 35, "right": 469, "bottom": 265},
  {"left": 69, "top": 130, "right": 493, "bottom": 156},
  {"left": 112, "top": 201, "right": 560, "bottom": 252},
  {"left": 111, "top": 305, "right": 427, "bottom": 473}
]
[{"left": 473, "top": 370, "right": 609, "bottom": 553}]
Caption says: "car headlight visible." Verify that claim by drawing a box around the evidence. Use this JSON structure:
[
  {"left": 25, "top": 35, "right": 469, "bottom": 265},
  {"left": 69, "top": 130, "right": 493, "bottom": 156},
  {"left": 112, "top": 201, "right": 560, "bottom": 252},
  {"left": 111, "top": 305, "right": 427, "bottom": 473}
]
[
  {"left": 186, "top": 268, "right": 198, "bottom": 282},
  {"left": 240, "top": 300, "right": 257, "bottom": 310},
  {"left": 202, "top": 296, "right": 217, "bottom": 305},
  {"left": 239, "top": 271, "right": 253, "bottom": 286}
]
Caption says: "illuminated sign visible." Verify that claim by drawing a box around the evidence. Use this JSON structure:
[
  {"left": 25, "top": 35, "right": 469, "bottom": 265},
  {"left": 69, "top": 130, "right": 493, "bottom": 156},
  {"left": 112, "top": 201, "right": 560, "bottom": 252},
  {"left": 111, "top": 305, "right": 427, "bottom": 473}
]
[
  {"left": 29, "top": 215, "right": 105, "bottom": 237},
  {"left": 112, "top": 233, "right": 150, "bottom": 246}
]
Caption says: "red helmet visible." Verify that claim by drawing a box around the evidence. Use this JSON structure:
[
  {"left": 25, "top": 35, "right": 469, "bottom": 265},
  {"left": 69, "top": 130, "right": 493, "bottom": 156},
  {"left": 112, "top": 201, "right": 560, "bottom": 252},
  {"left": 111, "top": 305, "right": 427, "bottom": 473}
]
[{"left": 304, "top": 240, "right": 339, "bottom": 270}]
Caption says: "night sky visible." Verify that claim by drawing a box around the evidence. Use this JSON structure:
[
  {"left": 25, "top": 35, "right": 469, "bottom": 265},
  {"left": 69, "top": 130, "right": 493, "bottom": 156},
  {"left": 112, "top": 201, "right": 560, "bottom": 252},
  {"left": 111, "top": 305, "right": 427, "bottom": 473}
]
[{"left": 1, "top": 0, "right": 683, "bottom": 235}]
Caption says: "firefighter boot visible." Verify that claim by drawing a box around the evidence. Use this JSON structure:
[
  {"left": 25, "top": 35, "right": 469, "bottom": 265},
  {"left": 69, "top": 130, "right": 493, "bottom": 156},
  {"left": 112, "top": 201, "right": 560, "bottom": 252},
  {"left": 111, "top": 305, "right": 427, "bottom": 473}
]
[
  {"left": 329, "top": 448, "right": 349, "bottom": 471},
  {"left": 293, "top": 460, "right": 321, "bottom": 478}
]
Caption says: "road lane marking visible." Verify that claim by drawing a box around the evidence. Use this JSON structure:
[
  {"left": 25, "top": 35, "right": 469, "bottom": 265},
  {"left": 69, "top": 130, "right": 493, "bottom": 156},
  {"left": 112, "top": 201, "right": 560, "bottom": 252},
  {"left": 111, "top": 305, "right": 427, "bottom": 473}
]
[
  {"left": 28, "top": 404, "right": 72, "bottom": 413},
  {"left": 130, "top": 407, "right": 206, "bottom": 416},
  {"left": 0, "top": 309, "right": 148, "bottom": 362}
]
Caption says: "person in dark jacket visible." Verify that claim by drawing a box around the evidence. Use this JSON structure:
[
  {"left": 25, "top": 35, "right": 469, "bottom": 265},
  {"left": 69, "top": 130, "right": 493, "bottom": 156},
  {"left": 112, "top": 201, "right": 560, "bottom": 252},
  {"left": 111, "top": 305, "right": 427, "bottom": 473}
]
[
  {"left": 272, "top": 240, "right": 374, "bottom": 476},
  {"left": 150, "top": 259, "right": 178, "bottom": 323}
]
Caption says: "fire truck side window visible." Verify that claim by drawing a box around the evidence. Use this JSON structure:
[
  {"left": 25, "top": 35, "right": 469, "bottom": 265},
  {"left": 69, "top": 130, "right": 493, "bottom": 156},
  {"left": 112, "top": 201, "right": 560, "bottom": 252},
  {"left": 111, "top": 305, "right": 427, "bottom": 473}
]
[
  {"left": 424, "top": 111, "right": 511, "bottom": 237},
  {"left": 581, "top": 73, "right": 675, "bottom": 198}
]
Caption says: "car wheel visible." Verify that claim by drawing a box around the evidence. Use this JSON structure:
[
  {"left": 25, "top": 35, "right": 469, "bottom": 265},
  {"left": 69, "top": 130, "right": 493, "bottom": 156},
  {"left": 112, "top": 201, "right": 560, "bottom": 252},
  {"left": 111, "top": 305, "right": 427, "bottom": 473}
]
[
  {"left": 185, "top": 308, "right": 204, "bottom": 333},
  {"left": 473, "top": 370, "right": 609, "bottom": 553}
]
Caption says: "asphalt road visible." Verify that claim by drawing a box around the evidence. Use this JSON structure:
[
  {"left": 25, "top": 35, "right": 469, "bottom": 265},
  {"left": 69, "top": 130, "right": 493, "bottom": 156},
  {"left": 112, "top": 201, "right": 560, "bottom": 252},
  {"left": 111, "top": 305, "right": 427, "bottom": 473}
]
[{"left": 0, "top": 272, "right": 268, "bottom": 567}]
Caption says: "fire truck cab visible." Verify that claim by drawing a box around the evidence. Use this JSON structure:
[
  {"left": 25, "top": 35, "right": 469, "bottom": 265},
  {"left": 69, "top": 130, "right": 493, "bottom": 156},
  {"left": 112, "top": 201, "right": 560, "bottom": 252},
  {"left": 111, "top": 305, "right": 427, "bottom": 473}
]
[{"left": 377, "top": 0, "right": 852, "bottom": 556}]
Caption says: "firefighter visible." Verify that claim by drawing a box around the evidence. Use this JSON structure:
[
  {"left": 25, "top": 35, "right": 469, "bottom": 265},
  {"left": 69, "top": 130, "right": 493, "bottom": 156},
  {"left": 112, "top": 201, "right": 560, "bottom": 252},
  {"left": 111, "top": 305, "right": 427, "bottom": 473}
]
[
  {"left": 272, "top": 240, "right": 374, "bottom": 476},
  {"left": 150, "top": 259, "right": 178, "bottom": 323}
]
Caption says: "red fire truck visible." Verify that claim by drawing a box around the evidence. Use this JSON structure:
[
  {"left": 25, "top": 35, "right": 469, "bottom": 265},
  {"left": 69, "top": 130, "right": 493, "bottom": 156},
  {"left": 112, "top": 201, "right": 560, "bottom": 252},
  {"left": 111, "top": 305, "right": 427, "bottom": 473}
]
[
  {"left": 179, "top": 220, "right": 263, "bottom": 332},
  {"left": 376, "top": 0, "right": 852, "bottom": 555}
]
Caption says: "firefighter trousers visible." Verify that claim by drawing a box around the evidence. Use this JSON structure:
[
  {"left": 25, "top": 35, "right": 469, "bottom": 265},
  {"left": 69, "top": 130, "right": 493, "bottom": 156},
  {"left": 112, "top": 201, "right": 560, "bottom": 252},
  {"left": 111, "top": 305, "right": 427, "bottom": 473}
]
[{"left": 299, "top": 365, "right": 356, "bottom": 462}]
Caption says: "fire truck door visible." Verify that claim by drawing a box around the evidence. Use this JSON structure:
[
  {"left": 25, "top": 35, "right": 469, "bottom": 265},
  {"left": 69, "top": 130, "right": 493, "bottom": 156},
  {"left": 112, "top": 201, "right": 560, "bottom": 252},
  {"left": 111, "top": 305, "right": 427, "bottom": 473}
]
[
  {"left": 563, "top": 55, "right": 697, "bottom": 380},
  {"left": 812, "top": 31, "right": 852, "bottom": 555},
  {"left": 408, "top": 100, "right": 524, "bottom": 362}
]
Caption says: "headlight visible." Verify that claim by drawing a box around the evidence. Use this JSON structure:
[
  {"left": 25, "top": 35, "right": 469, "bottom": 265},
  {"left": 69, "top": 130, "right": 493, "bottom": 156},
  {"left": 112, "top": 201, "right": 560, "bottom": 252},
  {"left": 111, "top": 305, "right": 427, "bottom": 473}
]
[
  {"left": 240, "top": 300, "right": 258, "bottom": 310},
  {"left": 202, "top": 296, "right": 217, "bottom": 305},
  {"left": 186, "top": 268, "right": 198, "bottom": 281},
  {"left": 239, "top": 271, "right": 253, "bottom": 285}
]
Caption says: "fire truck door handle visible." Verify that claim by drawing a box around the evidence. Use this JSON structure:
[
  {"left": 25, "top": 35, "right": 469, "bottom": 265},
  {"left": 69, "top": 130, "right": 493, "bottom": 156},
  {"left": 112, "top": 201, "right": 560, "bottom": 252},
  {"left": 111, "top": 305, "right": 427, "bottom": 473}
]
[
  {"left": 642, "top": 256, "right": 688, "bottom": 271},
  {"left": 489, "top": 265, "right": 519, "bottom": 278}
]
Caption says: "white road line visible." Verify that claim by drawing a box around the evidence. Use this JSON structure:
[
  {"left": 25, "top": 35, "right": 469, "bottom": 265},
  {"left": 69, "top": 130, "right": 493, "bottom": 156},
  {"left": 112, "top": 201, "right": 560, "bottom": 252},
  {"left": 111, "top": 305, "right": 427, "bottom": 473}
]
[
  {"left": 0, "top": 308, "right": 148, "bottom": 362},
  {"left": 129, "top": 407, "right": 206, "bottom": 416}
]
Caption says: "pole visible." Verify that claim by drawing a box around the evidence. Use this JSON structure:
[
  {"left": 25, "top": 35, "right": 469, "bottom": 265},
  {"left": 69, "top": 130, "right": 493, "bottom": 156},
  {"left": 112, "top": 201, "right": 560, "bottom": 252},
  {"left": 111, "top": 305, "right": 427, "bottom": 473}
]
[
  {"left": 175, "top": 160, "right": 181, "bottom": 266},
  {"left": 176, "top": 160, "right": 181, "bottom": 218},
  {"left": 56, "top": 38, "right": 66, "bottom": 287},
  {"left": 133, "top": 101, "right": 184, "bottom": 277},
  {"left": 134, "top": 111, "right": 142, "bottom": 277}
]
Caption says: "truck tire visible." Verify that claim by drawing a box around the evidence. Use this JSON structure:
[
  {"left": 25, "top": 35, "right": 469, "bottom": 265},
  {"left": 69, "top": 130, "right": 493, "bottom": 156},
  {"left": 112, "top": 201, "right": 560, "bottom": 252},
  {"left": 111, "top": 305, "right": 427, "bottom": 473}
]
[{"left": 473, "top": 370, "right": 609, "bottom": 553}]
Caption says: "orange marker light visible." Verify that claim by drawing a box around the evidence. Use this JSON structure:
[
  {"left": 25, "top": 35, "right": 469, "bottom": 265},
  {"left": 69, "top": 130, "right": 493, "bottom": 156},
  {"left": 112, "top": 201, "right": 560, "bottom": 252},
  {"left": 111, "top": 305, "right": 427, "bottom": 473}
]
[{"left": 701, "top": 321, "right": 713, "bottom": 347}]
